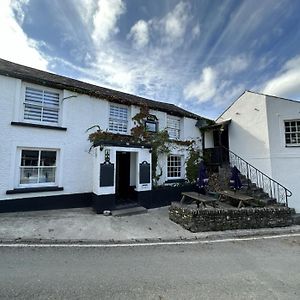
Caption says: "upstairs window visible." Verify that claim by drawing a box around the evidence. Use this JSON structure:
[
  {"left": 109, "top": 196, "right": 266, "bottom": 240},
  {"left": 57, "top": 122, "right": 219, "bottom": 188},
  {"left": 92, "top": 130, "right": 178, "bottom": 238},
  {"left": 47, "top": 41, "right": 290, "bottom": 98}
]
[
  {"left": 285, "top": 120, "right": 300, "bottom": 146},
  {"left": 109, "top": 104, "right": 128, "bottom": 134},
  {"left": 167, "top": 115, "right": 181, "bottom": 139},
  {"left": 24, "top": 87, "right": 60, "bottom": 124},
  {"left": 20, "top": 149, "right": 57, "bottom": 186}
]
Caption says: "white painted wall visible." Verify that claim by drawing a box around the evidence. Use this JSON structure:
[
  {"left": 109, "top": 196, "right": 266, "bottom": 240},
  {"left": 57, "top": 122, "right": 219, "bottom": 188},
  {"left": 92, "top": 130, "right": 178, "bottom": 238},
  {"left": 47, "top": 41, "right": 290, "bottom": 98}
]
[
  {"left": 265, "top": 96, "right": 300, "bottom": 211},
  {"left": 93, "top": 146, "right": 152, "bottom": 196},
  {"left": 0, "top": 74, "right": 202, "bottom": 202},
  {"left": 217, "top": 91, "right": 300, "bottom": 211},
  {"left": 217, "top": 92, "right": 272, "bottom": 176}
]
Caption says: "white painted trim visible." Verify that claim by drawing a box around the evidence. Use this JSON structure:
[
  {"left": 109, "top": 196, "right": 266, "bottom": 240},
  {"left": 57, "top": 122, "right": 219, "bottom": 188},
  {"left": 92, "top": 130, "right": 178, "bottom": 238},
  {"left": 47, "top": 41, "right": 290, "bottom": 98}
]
[{"left": 0, "top": 233, "right": 299, "bottom": 248}]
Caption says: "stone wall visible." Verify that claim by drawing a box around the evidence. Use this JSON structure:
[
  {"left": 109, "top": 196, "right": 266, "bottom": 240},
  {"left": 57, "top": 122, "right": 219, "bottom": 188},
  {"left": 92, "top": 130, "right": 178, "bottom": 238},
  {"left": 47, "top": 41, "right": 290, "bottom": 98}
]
[{"left": 169, "top": 202, "right": 295, "bottom": 232}]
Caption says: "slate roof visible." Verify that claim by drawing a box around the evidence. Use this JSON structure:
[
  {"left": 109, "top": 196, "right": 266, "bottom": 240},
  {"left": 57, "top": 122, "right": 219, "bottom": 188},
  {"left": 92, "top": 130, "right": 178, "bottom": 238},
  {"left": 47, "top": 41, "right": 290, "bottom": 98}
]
[{"left": 0, "top": 58, "right": 207, "bottom": 120}]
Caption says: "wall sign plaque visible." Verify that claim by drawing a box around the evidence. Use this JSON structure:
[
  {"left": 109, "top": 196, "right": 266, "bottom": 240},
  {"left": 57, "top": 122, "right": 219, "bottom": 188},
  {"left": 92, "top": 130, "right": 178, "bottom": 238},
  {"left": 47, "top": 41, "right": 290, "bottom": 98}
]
[
  {"left": 139, "top": 161, "right": 151, "bottom": 184},
  {"left": 100, "top": 162, "right": 114, "bottom": 187}
]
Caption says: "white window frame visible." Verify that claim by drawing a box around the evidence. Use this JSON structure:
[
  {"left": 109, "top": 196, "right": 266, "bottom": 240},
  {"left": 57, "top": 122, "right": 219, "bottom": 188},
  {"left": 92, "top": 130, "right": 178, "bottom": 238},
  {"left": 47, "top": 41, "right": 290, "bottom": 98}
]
[
  {"left": 167, "top": 154, "right": 183, "bottom": 179},
  {"left": 167, "top": 115, "right": 181, "bottom": 140},
  {"left": 108, "top": 103, "right": 129, "bottom": 134},
  {"left": 18, "top": 148, "right": 59, "bottom": 188},
  {"left": 22, "top": 83, "right": 62, "bottom": 126},
  {"left": 284, "top": 119, "right": 300, "bottom": 147}
]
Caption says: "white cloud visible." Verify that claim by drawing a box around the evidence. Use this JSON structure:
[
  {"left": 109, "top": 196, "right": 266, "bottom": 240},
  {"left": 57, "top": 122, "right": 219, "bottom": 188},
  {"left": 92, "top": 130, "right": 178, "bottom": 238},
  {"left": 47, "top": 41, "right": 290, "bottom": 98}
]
[
  {"left": 92, "top": 0, "right": 125, "bottom": 45},
  {"left": 11, "top": 0, "right": 29, "bottom": 24},
  {"left": 192, "top": 24, "right": 201, "bottom": 38},
  {"left": 163, "top": 1, "right": 190, "bottom": 42},
  {"left": 263, "top": 55, "right": 300, "bottom": 97},
  {"left": 128, "top": 20, "right": 149, "bottom": 49},
  {"left": 218, "top": 55, "right": 250, "bottom": 74},
  {"left": 75, "top": 0, "right": 96, "bottom": 25},
  {"left": 184, "top": 67, "right": 217, "bottom": 103},
  {"left": 183, "top": 54, "right": 248, "bottom": 106},
  {"left": 0, "top": 0, "right": 48, "bottom": 70},
  {"left": 127, "top": 1, "right": 196, "bottom": 49}
]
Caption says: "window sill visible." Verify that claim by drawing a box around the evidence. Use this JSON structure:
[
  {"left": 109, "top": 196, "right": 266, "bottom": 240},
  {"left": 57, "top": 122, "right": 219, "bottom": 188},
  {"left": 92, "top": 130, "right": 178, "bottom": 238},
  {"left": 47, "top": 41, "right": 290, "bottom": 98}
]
[
  {"left": 165, "top": 179, "right": 186, "bottom": 184},
  {"left": 285, "top": 145, "right": 300, "bottom": 147},
  {"left": 6, "top": 186, "right": 64, "bottom": 194},
  {"left": 11, "top": 122, "right": 67, "bottom": 131}
]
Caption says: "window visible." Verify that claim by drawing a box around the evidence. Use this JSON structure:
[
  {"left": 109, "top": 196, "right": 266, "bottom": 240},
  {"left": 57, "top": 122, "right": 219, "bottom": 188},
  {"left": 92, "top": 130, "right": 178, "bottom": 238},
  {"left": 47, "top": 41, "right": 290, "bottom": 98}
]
[
  {"left": 109, "top": 104, "right": 128, "bottom": 133},
  {"left": 167, "top": 155, "right": 182, "bottom": 178},
  {"left": 24, "top": 87, "right": 60, "bottom": 124},
  {"left": 167, "top": 115, "right": 181, "bottom": 139},
  {"left": 285, "top": 120, "right": 300, "bottom": 146},
  {"left": 20, "top": 149, "right": 57, "bottom": 186}
]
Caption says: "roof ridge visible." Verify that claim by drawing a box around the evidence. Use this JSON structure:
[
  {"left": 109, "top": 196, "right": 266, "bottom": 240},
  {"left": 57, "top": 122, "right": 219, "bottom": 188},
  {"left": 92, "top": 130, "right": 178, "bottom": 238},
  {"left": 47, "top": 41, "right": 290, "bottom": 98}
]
[{"left": 0, "top": 58, "right": 210, "bottom": 121}]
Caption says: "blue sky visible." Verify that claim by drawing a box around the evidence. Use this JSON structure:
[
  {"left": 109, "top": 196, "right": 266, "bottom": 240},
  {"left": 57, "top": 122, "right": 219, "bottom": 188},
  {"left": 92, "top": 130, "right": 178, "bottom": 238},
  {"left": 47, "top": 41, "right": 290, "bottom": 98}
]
[{"left": 1, "top": 0, "right": 300, "bottom": 119}]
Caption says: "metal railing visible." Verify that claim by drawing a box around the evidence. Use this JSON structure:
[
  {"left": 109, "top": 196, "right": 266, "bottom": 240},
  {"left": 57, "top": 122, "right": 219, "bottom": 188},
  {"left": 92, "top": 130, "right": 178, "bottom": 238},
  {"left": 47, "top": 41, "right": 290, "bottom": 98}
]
[{"left": 224, "top": 147, "right": 292, "bottom": 207}]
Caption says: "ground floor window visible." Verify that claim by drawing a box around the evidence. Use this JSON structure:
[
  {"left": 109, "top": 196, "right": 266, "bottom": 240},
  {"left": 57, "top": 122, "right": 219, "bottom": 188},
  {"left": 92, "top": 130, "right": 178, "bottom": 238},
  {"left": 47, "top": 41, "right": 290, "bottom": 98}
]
[
  {"left": 167, "top": 155, "right": 182, "bottom": 179},
  {"left": 20, "top": 149, "right": 57, "bottom": 185},
  {"left": 285, "top": 120, "right": 300, "bottom": 146}
]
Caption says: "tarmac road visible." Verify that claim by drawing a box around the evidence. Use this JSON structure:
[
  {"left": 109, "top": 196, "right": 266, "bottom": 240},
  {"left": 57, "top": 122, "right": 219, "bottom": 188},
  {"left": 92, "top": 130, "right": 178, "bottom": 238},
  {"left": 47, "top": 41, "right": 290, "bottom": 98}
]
[{"left": 0, "top": 235, "right": 299, "bottom": 300}]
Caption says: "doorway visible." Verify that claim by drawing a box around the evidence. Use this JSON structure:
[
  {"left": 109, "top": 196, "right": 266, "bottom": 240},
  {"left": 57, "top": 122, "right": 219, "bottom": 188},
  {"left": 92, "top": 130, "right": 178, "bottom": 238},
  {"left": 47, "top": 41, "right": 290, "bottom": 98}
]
[{"left": 115, "top": 152, "right": 135, "bottom": 204}]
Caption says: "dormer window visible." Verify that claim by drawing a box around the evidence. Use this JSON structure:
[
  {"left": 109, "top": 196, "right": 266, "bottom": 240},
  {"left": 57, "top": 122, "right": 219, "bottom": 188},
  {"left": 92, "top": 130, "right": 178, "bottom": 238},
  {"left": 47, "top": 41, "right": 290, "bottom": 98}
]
[
  {"left": 24, "top": 87, "right": 60, "bottom": 124},
  {"left": 109, "top": 104, "right": 128, "bottom": 134},
  {"left": 167, "top": 115, "right": 181, "bottom": 139}
]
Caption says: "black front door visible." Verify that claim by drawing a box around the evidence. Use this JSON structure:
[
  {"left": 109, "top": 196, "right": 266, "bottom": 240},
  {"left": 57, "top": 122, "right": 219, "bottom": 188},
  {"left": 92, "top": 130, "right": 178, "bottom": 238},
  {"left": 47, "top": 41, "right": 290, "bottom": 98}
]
[{"left": 116, "top": 152, "right": 131, "bottom": 203}]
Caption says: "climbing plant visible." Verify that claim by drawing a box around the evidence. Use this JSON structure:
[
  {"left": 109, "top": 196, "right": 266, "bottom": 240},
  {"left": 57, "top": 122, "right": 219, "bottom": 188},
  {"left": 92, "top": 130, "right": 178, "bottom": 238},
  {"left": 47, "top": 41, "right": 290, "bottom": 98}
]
[
  {"left": 87, "top": 105, "right": 197, "bottom": 185},
  {"left": 185, "top": 145, "right": 202, "bottom": 184}
]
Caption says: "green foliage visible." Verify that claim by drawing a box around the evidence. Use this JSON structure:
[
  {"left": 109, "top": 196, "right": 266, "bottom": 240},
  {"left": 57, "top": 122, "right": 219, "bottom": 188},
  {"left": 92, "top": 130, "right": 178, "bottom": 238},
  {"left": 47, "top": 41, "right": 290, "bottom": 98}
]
[{"left": 186, "top": 146, "right": 202, "bottom": 183}]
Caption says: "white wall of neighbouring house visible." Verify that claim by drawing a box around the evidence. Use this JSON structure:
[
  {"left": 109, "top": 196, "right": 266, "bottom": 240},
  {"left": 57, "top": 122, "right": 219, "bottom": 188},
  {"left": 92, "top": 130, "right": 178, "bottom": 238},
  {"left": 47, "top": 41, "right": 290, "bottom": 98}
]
[
  {"left": 265, "top": 96, "right": 300, "bottom": 211},
  {"left": 217, "top": 91, "right": 273, "bottom": 176},
  {"left": 217, "top": 91, "right": 299, "bottom": 212}
]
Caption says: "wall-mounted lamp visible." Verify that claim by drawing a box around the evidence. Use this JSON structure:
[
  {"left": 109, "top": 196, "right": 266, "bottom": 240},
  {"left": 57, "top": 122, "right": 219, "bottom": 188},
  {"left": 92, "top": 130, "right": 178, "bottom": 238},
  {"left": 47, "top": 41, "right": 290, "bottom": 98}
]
[
  {"left": 149, "top": 149, "right": 152, "bottom": 153},
  {"left": 99, "top": 145, "right": 104, "bottom": 151}
]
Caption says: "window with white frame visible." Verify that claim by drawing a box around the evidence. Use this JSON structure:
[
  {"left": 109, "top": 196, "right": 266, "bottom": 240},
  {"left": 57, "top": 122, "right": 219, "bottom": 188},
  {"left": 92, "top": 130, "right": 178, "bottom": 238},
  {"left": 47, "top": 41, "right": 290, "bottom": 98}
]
[
  {"left": 24, "top": 86, "right": 60, "bottom": 124},
  {"left": 284, "top": 120, "right": 300, "bottom": 146},
  {"left": 167, "top": 115, "right": 181, "bottom": 139},
  {"left": 167, "top": 155, "right": 182, "bottom": 178},
  {"left": 19, "top": 149, "right": 57, "bottom": 186},
  {"left": 108, "top": 104, "right": 128, "bottom": 133}
]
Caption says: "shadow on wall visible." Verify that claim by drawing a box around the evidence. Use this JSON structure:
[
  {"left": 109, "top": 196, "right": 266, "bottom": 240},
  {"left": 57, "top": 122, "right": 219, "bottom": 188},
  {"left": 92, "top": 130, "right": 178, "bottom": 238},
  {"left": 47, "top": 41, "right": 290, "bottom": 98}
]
[{"left": 228, "top": 122, "right": 272, "bottom": 176}]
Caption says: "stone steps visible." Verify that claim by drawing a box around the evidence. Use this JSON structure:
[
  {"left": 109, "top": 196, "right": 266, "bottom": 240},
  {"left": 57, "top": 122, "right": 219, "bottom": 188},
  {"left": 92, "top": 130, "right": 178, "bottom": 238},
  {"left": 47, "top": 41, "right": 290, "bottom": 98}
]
[
  {"left": 111, "top": 206, "right": 148, "bottom": 217},
  {"left": 208, "top": 166, "right": 280, "bottom": 206}
]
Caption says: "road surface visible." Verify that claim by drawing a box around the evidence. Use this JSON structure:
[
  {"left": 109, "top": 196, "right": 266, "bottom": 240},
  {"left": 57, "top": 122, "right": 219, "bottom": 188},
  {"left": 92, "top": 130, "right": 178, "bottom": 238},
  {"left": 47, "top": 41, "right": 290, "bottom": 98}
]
[{"left": 0, "top": 235, "right": 299, "bottom": 299}]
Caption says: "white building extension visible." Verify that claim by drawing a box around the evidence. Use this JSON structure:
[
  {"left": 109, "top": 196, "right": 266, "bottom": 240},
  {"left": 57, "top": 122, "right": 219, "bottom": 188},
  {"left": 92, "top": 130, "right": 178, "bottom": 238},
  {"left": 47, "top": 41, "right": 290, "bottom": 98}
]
[
  {"left": 0, "top": 59, "right": 205, "bottom": 213},
  {"left": 217, "top": 91, "right": 300, "bottom": 212}
]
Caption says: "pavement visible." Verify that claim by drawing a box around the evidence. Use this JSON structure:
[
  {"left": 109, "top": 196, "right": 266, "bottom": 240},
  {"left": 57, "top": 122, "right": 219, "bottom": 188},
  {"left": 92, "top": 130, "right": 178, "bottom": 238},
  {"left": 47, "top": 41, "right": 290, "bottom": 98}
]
[{"left": 0, "top": 206, "right": 299, "bottom": 244}]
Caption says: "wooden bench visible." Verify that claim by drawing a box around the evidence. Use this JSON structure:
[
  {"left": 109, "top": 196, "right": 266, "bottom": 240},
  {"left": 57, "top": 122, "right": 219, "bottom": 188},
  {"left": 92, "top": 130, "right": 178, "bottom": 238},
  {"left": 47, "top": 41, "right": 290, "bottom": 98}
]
[
  {"left": 218, "top": 190, "right": 254, "bottom": 209},
  {"left": 180, "top": 192, "right": 218, "bottom": 209}
]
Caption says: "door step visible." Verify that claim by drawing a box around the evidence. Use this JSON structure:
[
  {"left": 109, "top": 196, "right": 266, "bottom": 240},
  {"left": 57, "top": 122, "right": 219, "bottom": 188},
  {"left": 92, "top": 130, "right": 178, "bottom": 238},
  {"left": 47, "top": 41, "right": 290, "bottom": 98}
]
[{"left": 111, "top": 206, "right": 148, "bottom": 217}]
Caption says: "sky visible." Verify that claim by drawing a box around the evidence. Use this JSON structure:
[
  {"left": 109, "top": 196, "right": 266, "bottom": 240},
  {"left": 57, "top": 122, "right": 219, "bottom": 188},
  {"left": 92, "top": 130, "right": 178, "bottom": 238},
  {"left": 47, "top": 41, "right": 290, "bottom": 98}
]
[{"left": 1, "top": 0, "right": 300, "bottom": 119}]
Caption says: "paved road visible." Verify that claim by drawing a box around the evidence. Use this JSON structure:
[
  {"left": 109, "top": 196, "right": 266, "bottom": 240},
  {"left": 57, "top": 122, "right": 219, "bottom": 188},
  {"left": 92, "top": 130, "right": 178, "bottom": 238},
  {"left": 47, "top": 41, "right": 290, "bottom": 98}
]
[{"left": 0, "top": 236, "right": 299, "bottom": 299}]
